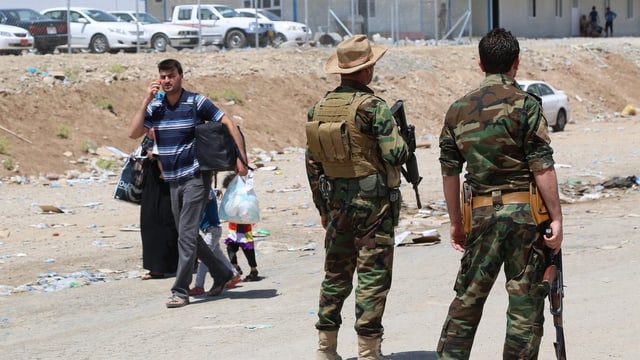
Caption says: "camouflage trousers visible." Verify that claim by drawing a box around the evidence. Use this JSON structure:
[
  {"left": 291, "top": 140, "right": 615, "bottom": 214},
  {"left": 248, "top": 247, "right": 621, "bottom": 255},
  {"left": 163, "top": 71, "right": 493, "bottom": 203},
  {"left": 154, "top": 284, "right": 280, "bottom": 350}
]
[
  {"left": 437, "top": 203, "right": 548, "bottom": 359},
  {"left": 315, "top": 179, "right": 395, "bottom": 339}
]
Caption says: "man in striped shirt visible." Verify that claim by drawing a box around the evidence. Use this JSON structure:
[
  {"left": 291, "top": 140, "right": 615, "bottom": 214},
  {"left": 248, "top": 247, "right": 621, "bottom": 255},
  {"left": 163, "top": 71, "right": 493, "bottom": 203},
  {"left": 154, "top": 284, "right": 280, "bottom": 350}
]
[{"left": 129, "top": 58, "right": 249, "bottom": 308}]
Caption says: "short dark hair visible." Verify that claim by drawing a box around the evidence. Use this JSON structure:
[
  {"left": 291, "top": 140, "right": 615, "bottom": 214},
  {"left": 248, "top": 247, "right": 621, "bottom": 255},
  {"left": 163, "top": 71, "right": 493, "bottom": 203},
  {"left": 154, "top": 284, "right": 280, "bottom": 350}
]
[
  {"left": 158, "top": 58, "right": 183, "bottom": 75},
  {"left": 478, "top": 28, "right": 520, "bottom": 74}
]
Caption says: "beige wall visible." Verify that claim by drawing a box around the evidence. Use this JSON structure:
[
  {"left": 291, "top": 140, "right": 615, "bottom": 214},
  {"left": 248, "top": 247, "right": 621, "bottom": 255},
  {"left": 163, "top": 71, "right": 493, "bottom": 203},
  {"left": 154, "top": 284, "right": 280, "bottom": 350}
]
[{"left": 145, "top": 0, "right": 639, "bottom": 40}]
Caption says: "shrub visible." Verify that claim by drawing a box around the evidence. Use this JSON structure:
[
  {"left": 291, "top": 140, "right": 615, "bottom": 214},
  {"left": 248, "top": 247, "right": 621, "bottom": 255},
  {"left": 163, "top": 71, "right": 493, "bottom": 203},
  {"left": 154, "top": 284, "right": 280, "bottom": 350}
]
[
  {"left": 81, "top": 140, "right": 97, "bottom": 153},
  {"left": 109, "top": 63, "right": 126, "bottom": 74},
  {"left": 209, "top": 89, "right": 244, "bottom": 105},
  {"left": 0, "top": 136, "right": 10, "bottom": 155},
  {"left": 63, "top": 67, "right": 80, "bottom": 82},
  {"left": 2, "top": 157, "right": 16, "bottom": 171},
  {"left": 96, "top": 158, "right": 117, "bottom": 170},
  {"left": 56, "top": 125, "right": 70, "bottom": 139},
  {"left": 97, "top": 99, "right": 112, "bottom": 110}
]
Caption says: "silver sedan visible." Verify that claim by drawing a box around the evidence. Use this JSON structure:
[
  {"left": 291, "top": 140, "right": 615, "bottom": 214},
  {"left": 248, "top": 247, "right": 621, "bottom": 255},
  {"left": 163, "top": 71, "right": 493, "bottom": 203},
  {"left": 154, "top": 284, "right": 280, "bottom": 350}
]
[
  {"left": 519, "top": 80, "right": 570, "bottom": 132},
  {"left": 0, "top": 23, "right": 33, "bottom": 55}
]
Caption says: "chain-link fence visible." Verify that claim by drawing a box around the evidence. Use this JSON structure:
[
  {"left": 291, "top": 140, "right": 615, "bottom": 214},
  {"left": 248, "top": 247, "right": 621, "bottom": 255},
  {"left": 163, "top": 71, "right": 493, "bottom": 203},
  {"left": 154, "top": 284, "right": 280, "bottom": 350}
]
[{"left": 307, "top": 0, "right": 472, "bottom": 45}]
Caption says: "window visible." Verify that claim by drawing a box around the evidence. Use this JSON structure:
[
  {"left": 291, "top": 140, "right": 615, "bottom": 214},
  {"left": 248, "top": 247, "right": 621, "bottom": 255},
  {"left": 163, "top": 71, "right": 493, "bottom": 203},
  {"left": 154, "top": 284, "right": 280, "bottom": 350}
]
[
  {"left": 358, "top": 0, "right": 376, "bottom": 18},
  {"left": 177, "top": 9, "right": 191, "bottom": 21},
  {"left": 243, "top": 0, "right": 282, "bottom": 17},
  {"left": 628, "top": 0, "right": 634, "bottom": 19},
  {"left": 537, "top": 84, "right": 554, "bottom": 96},
  {"left": 555, "top": 0, "right": 563, "bottom": 17},
  {"left": 529, "top": 0, "right": 537, "bottom": 17}
]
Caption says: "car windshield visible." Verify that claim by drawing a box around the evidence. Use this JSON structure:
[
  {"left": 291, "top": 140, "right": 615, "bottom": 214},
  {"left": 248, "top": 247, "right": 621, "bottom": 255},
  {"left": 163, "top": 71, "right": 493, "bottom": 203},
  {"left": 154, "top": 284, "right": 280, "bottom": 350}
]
[
  {"left": 258, "top": 10, "right": 281, "bottom": 21},
  {"left": 3, "top": 9, "right": 49, "bottom": 21},
  {"left": 84, "top": 9, "right": 119, "bottom": 22},
  {"left": 135, "top": 12, "right": 160, "bottom": 24},
  {"left": 214, "top": 5, "right": 239, "bottom": 18}
]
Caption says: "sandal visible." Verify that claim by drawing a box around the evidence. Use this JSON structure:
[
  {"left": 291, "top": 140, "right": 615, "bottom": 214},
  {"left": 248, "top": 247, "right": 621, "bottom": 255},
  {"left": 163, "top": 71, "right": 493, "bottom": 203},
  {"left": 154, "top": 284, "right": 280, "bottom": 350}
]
[
  {"left": 225, "top": 274, "right": 242, "bottom": 289},
  {"left": 244, "top": 270, "right": 262, "bottom": 282},
  {"left": 166, "top": 295, "right": 188, "bottom": 308},
  {"left": 189, "top": 286, "right": 205, "bottom": 296},
  {"left": 142, "top": 272, "right": 163, "bottom": 280}
]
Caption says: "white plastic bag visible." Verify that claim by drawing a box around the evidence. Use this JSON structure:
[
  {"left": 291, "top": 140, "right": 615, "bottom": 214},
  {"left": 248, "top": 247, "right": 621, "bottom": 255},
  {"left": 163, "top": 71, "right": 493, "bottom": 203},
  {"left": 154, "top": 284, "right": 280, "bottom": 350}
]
[{"left": 219, "top": 171, "right": 260, "bottom": 224}]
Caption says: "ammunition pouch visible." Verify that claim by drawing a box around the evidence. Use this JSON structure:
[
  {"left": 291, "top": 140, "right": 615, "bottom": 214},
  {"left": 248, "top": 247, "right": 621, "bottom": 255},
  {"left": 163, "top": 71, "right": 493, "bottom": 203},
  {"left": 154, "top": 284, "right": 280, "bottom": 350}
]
[
  {"left": 358, "top": 173, "right": 388, "bottom": 198},
  {"left": 529, "top": 183, "right": 550, "bottom": 225},
  {"left": 389, "top": 188, "right": 401, "bottom": 226}
]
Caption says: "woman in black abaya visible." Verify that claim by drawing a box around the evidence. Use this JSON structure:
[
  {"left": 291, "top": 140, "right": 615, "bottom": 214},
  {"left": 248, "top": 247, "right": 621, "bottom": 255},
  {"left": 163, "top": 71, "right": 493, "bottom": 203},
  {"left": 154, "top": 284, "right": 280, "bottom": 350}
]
[{"left": 140, "top": 140, "right": 178, "bottom": 280}]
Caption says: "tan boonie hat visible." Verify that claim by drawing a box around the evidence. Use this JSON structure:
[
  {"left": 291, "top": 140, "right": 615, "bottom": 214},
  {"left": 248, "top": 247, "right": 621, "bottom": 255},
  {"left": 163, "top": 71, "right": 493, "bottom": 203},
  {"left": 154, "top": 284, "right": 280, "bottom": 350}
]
[{"left": 323, "top": 35, "right": 388, "bottom": 74}]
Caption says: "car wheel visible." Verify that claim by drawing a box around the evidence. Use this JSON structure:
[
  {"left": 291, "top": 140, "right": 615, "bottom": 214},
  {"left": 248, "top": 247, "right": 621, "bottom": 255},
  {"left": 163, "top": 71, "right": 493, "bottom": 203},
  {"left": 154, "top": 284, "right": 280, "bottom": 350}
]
[
  {"left": 553, "top": 109, "right": 567, "bottom": 132},
  {"left": 151, "top": 34, "right": 168, "bottom": 52},
  {"left": 90, "top": 34, "right": 109, "bottom": 54},
  {"left": 273, "top": 33, "right": 287, "bottom": 47},
  {"left": 225, "top": 30, "right": 246, "bottom": 50}
]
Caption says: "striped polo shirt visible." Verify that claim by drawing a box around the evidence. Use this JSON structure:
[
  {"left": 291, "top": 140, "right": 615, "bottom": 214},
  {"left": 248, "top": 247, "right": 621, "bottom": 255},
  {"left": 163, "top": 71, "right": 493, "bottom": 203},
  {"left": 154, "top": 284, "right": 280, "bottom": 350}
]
[{"left": 144, "top": 89, "right": 225, "bottom": 182}]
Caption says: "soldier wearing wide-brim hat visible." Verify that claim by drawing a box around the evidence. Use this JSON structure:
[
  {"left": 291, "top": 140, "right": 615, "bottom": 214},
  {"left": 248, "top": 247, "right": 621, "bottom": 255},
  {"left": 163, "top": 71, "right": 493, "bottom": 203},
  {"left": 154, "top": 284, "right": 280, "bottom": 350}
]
[{"left": 305, "top": 35, "right": 409, "bottom": 360}]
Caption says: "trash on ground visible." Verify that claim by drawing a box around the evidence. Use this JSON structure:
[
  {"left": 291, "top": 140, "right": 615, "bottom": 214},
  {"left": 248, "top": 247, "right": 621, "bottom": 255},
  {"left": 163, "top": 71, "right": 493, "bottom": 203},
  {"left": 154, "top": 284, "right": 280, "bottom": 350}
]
[{"left": 39, "top": 205, "right": 66, "bottom": 213}]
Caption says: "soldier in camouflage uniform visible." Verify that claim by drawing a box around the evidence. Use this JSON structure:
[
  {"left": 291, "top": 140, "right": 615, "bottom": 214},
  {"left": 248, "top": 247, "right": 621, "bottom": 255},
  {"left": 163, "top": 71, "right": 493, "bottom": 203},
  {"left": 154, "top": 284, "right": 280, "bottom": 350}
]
[
  {"left": 436, "top": 28, "right": 564, "bottom": 359},
  {"left": 305, "top": 35, "right": 408, "bottom": 360}
]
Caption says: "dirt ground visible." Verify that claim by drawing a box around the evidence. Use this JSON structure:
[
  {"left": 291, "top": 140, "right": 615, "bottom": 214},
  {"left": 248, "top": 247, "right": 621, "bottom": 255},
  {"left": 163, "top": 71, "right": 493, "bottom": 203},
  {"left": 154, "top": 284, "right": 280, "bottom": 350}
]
[{"left": 0, "top": 37, "right": 639, "bottom": 359}]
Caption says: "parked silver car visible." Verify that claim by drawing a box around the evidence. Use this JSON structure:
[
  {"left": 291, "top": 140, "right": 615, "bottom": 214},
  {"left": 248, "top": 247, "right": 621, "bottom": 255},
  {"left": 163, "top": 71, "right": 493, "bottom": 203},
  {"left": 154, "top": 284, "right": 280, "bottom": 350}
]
[
  {"left": 519, "top": 80, "right": 570, "bottom": 132},
  {"left": 42, "top": 7, "right": 147, "bottom": 53},
  {"left": 235, "top": 8, "right": 311, "bottom": 46},
  {"left": 0, "top": 23, "right": 33, "bottom": 55},
  {"left": 110, "top": 11, "right": 199, "bottom": 52}
]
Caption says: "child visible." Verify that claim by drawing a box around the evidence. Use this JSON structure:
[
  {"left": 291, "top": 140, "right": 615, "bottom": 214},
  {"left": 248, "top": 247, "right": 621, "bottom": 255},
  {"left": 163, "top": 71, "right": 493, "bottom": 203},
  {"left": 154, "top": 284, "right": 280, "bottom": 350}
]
[
  {"left": 223, "top": 173, "right": 262, "bottom": 282},
  {"left": 189, "top": 186, "right": 241, "bottom": 296}
]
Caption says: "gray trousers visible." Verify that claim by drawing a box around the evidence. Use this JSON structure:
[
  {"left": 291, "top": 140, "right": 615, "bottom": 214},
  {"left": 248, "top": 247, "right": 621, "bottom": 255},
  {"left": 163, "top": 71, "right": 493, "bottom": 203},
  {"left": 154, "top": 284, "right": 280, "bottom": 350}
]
[
  {"left": 194, "top": 226, "right": 235, "bottom": 288},
  {"left": 169, "top": 172, "right": 233, "bottom": 299}
]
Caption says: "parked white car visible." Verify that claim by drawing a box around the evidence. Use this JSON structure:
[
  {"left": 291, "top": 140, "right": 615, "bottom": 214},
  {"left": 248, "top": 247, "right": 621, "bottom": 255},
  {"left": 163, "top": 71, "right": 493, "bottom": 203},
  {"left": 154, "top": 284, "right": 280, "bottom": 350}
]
[
  {"left": 235, "top": 8, "right": 311, "bottom": 46},
  {"left": 41, "top": 7, "right": 147, "bottom": 53},
  {"left": 519, "top": 80, "right": 570, "bottom": 132},
  {"left": 110, "top": 11, "right": 199, "bottom": 52},
  {"left": 0, "top": 23, "right": 33, "bottom": 54}
]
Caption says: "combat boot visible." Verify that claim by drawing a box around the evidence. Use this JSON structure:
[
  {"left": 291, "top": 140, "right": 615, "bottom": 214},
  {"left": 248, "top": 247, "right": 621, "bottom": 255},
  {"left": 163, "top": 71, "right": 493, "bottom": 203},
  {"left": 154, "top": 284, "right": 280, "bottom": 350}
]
[
  {"left": 316, "top": 330, "right": 342, "bottom": 360},
  {"left": 357, "top": 336, "right": 384, "bottom": 360}
]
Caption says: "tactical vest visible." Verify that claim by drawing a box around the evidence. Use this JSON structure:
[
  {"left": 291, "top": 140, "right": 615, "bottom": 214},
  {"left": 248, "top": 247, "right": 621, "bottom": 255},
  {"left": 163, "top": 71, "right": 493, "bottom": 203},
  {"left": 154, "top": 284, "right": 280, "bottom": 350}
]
[{"left": 306, "top": 91, "right": 384, "bottom": 179}]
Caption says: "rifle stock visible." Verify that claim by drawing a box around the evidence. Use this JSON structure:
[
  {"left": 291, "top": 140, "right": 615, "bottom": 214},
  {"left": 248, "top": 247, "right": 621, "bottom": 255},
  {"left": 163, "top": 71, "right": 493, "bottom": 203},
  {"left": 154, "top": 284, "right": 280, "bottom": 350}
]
[
  {"left": 543, "top": 248, "right": 566, "bottom": 360},
  {"left": 390, "top": 100, "right": 422, "bottom": 208}
]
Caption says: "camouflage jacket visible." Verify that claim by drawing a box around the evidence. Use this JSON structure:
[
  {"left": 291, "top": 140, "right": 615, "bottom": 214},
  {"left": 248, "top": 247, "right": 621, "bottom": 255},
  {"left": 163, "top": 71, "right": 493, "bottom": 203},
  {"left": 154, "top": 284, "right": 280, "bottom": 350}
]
[
  {"left": 439, "top": 74, "right": 555, "bottom": 194},
  {"left": 306, "top": 80, "right": 408, "bottom": 215}
]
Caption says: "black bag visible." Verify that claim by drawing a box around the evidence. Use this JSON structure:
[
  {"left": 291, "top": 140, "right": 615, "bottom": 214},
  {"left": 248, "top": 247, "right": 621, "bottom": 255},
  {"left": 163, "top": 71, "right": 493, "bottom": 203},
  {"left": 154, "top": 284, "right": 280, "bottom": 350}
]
[
  {"left": 112, "top": 145, "right": 146, "bottom": 204},
  {"left": 195, "top": 120, "right": 247, "bottom": 171}
]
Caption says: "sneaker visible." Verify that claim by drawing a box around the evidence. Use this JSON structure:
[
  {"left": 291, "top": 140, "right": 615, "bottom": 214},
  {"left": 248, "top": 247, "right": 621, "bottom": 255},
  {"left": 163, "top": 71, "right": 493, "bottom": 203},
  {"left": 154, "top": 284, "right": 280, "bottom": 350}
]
[
  {"left": 225, "top": 274, "right": 242, "bottom": 289},
  {"left": 244, "top": 270, "right": 261, "bottom": 282},
  {"left": 189, "top": 286, "right": 205, "bottom": 296}
]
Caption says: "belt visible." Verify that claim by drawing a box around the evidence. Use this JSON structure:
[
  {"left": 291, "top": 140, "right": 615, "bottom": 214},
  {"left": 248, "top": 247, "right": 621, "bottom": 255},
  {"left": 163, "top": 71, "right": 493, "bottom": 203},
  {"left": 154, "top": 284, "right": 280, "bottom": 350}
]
[
  {"left": 332, "top": 178, "right": 361, "bottom": 191},
  {"left": 472, "top": 191, "right": 529, "bottom": 209}
]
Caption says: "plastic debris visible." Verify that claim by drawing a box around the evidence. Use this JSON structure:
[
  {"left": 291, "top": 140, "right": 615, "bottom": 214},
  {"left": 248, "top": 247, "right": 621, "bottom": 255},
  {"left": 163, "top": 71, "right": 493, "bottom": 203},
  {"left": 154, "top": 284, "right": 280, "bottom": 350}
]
[{"left": 245, "top": 324, "right": 273, "bottom": 329}]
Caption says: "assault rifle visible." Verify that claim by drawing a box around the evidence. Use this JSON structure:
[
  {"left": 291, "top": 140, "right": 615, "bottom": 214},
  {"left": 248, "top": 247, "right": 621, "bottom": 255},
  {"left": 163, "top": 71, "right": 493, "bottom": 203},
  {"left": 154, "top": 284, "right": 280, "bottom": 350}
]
[
  {"left": 390, "top": 100, "right": 422, "bottom": 209},
  {"left": 542, "top": 236, "right": 567, "bottom": 360}
]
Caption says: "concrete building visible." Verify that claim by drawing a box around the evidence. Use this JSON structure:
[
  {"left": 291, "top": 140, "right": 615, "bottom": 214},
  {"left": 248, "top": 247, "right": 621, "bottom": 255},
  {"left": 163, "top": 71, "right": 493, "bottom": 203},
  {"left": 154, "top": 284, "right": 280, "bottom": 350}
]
[{"left": 142, "top": 1, "right": 639, "bottom": 41}]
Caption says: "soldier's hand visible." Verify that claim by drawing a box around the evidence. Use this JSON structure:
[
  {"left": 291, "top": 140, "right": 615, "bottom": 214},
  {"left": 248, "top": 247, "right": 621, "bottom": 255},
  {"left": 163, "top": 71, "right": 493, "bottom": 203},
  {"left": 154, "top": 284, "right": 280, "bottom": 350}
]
[
  {"left": 321, "top": 214, "right": 328, "bottom": 229},
  {"left": 450, "top": 224, "right": 466, "bottom": 252},
  {"left": 544, "top": 220, "right": 563, "bottom": 254}
]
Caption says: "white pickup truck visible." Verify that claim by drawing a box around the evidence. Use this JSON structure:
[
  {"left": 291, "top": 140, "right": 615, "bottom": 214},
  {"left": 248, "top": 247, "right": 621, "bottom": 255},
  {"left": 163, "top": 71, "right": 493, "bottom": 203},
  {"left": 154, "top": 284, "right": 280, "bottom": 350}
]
[{"left": 170, "top": 4, "right": 274, "bottom": 49}]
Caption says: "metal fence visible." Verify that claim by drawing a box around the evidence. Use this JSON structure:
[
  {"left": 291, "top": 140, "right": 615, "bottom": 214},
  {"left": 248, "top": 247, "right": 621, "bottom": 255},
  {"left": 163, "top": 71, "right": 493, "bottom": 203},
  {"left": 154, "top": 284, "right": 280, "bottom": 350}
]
[{"left": 308, "top": 0, "right": 472, "bottom": 45}]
